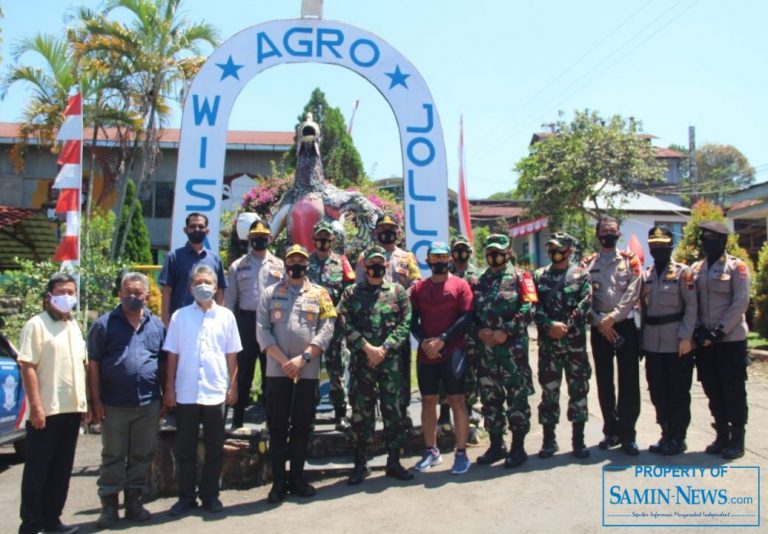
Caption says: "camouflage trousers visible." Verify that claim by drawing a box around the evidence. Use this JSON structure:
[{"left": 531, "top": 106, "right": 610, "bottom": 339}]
[
  {"left": 348, "top": 351, "right": 405, "bottom": 451},
  {"left": 477, "top": 338, "right": 534, "bottom": 436},
  {"left": 324, "top": 335, "right": 348, "bottom": 412},
  {"left": 537, "top": 334, "right": 591, "bottom": 425}
]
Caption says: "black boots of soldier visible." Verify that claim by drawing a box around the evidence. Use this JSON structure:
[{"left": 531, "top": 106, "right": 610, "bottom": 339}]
[
  {"left": 650, "top": 424, "right": 687, "bottom": 456},
  {"left": 348, "top": 451, "right": 371, "bottom": 485},
  {"left": 385, "top": 448, "right": 413, "bottom": 480},
  {"left": 705, "top": 422, "right": 730, "bottom": 455},
  {"left": 476, "top": 433, "right": 508, "bottom": 465},
  {"left": 571, "top": 422, "right": 590, "bottom": 458},
  {"left": 96, "top": 494, "right": 119, "bottom": 529},
  {"left": 722, "top": 426, "right": 745, "bottom": 460},
  {"left": 538, "top": 425, "right": 559, "bottom": 458},
  {"left": 504, "top": 431, "right": 528, "bottom": 469},
  {"left": 97, "top": 490, "right": 150, "bottom": 529},
  {"left": 334, "top": 407, "right": 351, "bottom": 433}
]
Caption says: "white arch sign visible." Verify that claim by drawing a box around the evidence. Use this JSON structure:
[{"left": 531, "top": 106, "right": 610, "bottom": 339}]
[{"left": 171, "top": 18, "right": 449, "bottom": 269}]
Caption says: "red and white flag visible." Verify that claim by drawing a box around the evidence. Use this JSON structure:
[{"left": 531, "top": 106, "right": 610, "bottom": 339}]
[
  {"left": 458, "top": 115, "right": 474, "bottom": 246},
  {"left": 52, "top": 92, "right": 82, "bottom": 268}
]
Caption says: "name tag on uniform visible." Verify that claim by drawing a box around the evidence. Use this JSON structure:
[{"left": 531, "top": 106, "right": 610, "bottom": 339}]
[{"left": 301, "top": 302, "right": 320, "bottom": 313}]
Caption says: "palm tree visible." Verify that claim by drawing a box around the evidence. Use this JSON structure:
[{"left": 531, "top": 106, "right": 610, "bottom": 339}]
[{"left": 75, "top": 0, "right": 220, "bottom": 259}]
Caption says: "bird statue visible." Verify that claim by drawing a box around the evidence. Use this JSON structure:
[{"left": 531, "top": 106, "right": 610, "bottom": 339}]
[{"left": 268, "top": 112, "right": 382, "bottom": 252}]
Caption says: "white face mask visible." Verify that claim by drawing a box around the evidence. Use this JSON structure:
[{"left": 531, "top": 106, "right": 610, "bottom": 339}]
[
  {"left": 192, "top": 283, "right": 216, "bottom": 303},
  {"left": 49, "top": 294, "right": 77, "bottom": 313}
]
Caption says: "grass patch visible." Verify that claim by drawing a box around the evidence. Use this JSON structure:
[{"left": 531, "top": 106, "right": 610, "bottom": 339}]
[{"left": 748, "top": 332, "right": 768, "bottom": 351}]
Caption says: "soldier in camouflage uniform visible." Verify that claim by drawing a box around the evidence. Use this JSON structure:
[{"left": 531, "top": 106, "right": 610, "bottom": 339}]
[
  {"left": 473, "top": 234, "right": 538, "bottom": 468},
  {"left": 338, "top": 246, "right": 414, "bottom": 485},
  {"left": 307, "top": 220, "right": 356, "bottom": 432},
  {"left": 533, "top": 233, "right": 592, "bottom": 459},
  {"left": 449, "top": 235, "right": 482, "bottom": 443}
]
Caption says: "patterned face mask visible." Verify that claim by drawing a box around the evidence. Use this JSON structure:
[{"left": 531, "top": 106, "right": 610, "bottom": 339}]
[{"left": 485, "top": 251, "right": 506, "bottom": 267}]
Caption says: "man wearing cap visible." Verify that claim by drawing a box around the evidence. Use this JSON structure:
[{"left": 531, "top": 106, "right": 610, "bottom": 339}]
[
  {"left": 355, "top": 213, "right": 421, "bottom": 425},
  {"left": 257, "top": 244, "right": 337, "bottom": 503},
  {"left": 641, "top": 225, "right": 697, "bottom": 456},
  {"left": 307, "top": 220, "right": 356, "bottom": 432},
  {"left": 473, "top": 234, "right": 538, "bottom": 468},
  {"left": 338, "top": 246, "right": 414, "bottom": 485},
  {"left": 448, "top": 236, "right": 482, "bottom": 440},
  {"left": 692, "top": 221, "right": 750, "bottom": 460},
  {"left": 224, "top": 219, "right": 284, "bottom": 429},
  {"left": 533, "top": 232, "right": 592, "bottom": 459},
  {"left": 410, "top": 242, "right": 474, "bottom": 475},
  {"left": 581, "top": 216, "right": 642, "bottom": 456}
]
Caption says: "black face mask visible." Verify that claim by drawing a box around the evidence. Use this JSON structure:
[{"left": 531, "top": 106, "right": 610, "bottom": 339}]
[
  {"left": 429, "top": 262, "right": 449, "bottom": 275},
  {"left": 650, "top": 247, "right": 672, "bottom": 265},
  {"left": 377, "top": 230, "right": 397, "bottom": 245},
  {"left": 187, "top": 230, "right": 206, "bottom": 244},
  {"left": 286, "top": 264, "right": 307, "bottom": 279},
  {"left": 452, "top": 249, "right": 470, "bottom": 263},
  {"left": 548, "top": 250, "right": 569, "bottom": 264},
  {"left": 367, "top": 264, "right": 387, "bottom": 279},
  {"left": 598, "top": 233, "right": 619, "bottom": 249},
  {"left": 314, "top": 238, "right": 332, "bottom": 251},
  {"left": 486, "top": 251, "right": 507, "bottom": 267},
  {"left": 250, "top": 236, "right": 269, "bottom": 251},
  {"left": 701, "top": 237, "right": 726, "bottom": 260}
]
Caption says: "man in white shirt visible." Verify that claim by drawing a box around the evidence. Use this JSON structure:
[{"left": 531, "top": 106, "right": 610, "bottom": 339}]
[{"left": 163, "top": 264, "right": 241, "bottom": 516}]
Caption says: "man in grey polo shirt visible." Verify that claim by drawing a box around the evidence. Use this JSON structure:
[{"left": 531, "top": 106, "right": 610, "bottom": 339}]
[{"left": 257, "top": 244, "right": 336, "bottom": 504}]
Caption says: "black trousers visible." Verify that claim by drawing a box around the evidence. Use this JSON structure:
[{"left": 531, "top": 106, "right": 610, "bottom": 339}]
[
  {"left": 265, "top": 377, "right": 318, "bottom": 482},
  {"left": 399, "top": 343, "right": 411, "bottom": 416},
  {"left": 174, "top": 403, "right": 226, "bottom": 502},
  {"left": 695, "top": 340, "right": 749, "bottom": 427},
  {"left": 590, "top": 319, "right": 640, "bottom": 442},
  {"left": 235, "top": 310, "right": 264, "bottom": 411},
  {"left": 19, "top": 413, "right": 81, "bottom": 534},
  {"left": 644, "top": 351, "right": 694, "bottom": 438}
]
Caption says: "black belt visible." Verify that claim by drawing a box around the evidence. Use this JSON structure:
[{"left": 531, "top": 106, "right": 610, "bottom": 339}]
[{"left": 644, "top": 312, "right": 683, "bottom": 326}]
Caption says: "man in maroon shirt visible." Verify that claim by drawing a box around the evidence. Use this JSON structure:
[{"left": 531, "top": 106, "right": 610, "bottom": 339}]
[{"left": 410, "top": 242, "right": 474, "bottom": 475}]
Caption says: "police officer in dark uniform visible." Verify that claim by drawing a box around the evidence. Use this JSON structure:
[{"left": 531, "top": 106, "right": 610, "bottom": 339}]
[
  {"left": 641, "top": 225, "right": 697, "bottom": 455},
  {"left": 692, "top": 221, "right": 750, "bottom": 460}
]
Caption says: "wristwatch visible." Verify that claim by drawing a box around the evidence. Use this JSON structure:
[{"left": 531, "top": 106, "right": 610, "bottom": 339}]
[
  {"left": 439, "top": 333, "right": 448, "bottom": 343},
  {"left": 302, "top": 351, "right": 312, "bottom": 363}
]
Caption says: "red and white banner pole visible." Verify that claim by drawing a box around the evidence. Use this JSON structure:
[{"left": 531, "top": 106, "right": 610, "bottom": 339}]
[{"left": 458, "top": 115, "right": 474, "bottom": 246}]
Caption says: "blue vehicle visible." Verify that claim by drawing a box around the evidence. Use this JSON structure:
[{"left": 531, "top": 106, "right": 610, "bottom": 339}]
[{"left": 0, "top": 332, "right": 27, "bottom": 458}]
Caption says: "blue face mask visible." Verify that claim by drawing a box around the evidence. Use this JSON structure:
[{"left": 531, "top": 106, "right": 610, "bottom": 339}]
[{"left": 192, "top": 283, "right": 215, "bottom": 303}]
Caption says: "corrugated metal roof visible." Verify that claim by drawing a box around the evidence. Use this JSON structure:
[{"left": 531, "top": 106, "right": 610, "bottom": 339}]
[
  {"left": 0, "top": 207, "right": 58, "bottom": 270},
  {"left": 589, "top": 182, "right": 690, "bottom": 214}
]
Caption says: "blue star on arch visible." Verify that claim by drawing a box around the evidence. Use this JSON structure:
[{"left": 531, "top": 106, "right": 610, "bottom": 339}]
[
  {"left": 216, "top": 55, "right": 244, "bottom": 81},
  {"left": 385, "top": 65, "right": 411, "bottom": 89}
]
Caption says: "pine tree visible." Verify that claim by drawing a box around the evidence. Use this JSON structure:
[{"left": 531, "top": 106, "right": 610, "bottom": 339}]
[{"left": 116, "top": 180, "right": 152, "bottom": 264}]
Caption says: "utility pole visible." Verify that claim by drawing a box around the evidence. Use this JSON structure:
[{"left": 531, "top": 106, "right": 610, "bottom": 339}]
[{"left": 689, "top": 126, "right": 697, "bottom": 202}]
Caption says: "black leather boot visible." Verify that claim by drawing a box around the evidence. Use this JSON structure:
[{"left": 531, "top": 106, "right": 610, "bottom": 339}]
[
  {"left": 538, "top": 424, "right": 558, "bottom": 459},
  {"left": 649, "top": 423, "right": 669, "bottom": 454},
  {"left": 504, "top": 431, "right": 528, "bottom": 469},
  {"left": 476, "top": 433, "right": 507, "bottom": 465},
  {"left": 572, "top": 422, "right": 590, "bottom": 459},
  {"left": 348, "top": 450, "right": 371, "bottom": 485},
  {"left": 124, "top": 488, "right": 151, "bottom": 522},
  {"left": 385, "top": 448, "right": 414, "bottom": 481},
  {"left": 705, "top": 422, "right": 730, "bottom": 455},
  {"left": 96, "top": 494, "right": 119, "bottom": 529},
  {"left": 722, "top": 426, "right": 745, "bottom": 460}
]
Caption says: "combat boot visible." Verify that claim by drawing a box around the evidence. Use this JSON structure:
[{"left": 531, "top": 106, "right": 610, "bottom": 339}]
[
  {"left": 476, "top": 433, "right": 507, "bottom": 465},
  {"left": 662, "top": 427, "right": 687, "bottom": 456},
  {"left": 571, "top": 422, "right": 590, "bottom": 459},
  {"left": 722, "top": 427, "right": 745, "bottom": 460},
  {"left": 334, "top": 407, "right": 351, "bottom": 433},
  {"left": 96, "top": 494, "right": 119, "bottom": 529},
  {"left": 705, "top": 422, "right": 730, "bottom": 455},
  {"left": 504, "top": 431, "right": 528, "bottom": 469},
  {"left": 538, "top": 424, "right": 558, "bottom": 459},
  {"left": 348, "top": 451, "right": 371, "bottom": 485},
  {"left": 124, "top": 488, "right": 151, "bottom": 522},
  {"left": 385, "top": 448, "right": 414, "bottom": 481},
  {"left": 649, "top": 423, "right": 670, "bottom": 454}
]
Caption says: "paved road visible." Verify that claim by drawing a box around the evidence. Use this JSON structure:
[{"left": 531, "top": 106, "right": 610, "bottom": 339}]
[{"left": 1, "top": 334, "right": 765, "bottom": 533}]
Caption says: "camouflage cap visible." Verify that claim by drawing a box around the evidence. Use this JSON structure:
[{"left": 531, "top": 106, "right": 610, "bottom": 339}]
[
  {"left": 248, "top": 220, "right": 271, "bottom": 236},
  {"left": 375, "top": 213, "right": 399, "bottom": 228},
  {"left": 484, "top": 233, "right": 510, "bottom": 251},
  {"left": 427, "top": 241, "right": 450, "bottom": 255},
  {"left": 699, "top": 221, "right": 730, "bottom": 236},
  {"left": 284, "top": 244, "right": 309, "bottom": 259},
  {"left": 546, "top": 232, "right": 575, "bottom": 250},
  {"left": 312, "top": 220, "right": 335, "bottom": 236},
  {"left": 451, "top": 235, "right": 472, "bottom": 249},
  {"left": 647, "top": 225, "right": 673, "bottom": 245},
  {"left": 363, "top": 245, "right": 387, "bottom": 263}
]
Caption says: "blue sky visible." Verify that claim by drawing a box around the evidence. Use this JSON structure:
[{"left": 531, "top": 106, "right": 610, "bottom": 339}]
[{"left": 1, "top": 0, "right": 766, "bottom": 199}]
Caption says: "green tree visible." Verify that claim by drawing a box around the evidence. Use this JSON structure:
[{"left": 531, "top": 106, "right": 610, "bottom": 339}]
[
  {"left": 694, "top": 144, "right": 754, "bottom": 205},
  {"left": 672, "top": 200, "right": 752, "bottom": 273},
  {"left": 76, "top": 0, "right": 219, "bottom": 259},
  {"left": 515, "top": 110, "right": 665, "bottom": 231},
  {"left": 284, "top": 87, "right": 366, "bottom": 188},
  {"left": 753, "top": 242, "right": 768, "bottom": 338},
  {"left": 487, "top": 189, "right": 518, "bottom": 200},
  {"left": 116, "top": 180, "right": 152, "bottom": 264}
]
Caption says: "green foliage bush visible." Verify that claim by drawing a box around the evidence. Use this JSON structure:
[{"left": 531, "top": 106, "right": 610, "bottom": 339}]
[{"left": 753, "top": 242, "right": 768, "bottom": 338}]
